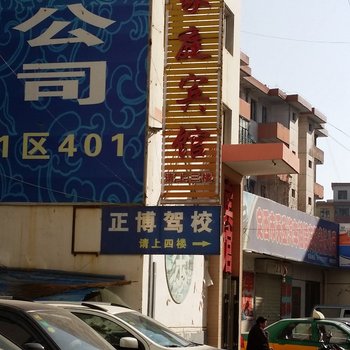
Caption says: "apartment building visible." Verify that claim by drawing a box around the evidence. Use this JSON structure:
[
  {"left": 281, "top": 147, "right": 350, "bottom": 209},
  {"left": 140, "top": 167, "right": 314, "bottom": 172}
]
[
  {"left": 239, "top": 54, "right": 327, "bottom": 214},
  {"left": 236, "top": 55, "right": 339, "bottom": 332}
]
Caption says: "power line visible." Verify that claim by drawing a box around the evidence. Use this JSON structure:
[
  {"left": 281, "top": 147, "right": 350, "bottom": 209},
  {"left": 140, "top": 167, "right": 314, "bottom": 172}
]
[
  {"left": 241, "top": 30, "right": 350, "bottom": 45},
  {"left": 327, "top": 122, "right": 350, "bottom": 140}
]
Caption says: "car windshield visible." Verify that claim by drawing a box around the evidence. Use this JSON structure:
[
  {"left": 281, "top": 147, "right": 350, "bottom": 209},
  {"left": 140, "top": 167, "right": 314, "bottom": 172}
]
[
  {"left": 0, "top": 333, "right": 21, "bottom": 350},
  {"left": 116, "top": 311, "right": 196, "bottom": 347},
  {"left": 28, "top": 309, "right": 114, "bottom": 350}
]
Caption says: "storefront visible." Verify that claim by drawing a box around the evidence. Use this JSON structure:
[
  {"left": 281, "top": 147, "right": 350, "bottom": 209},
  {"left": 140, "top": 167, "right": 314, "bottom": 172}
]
[{"left": 241, "top": 192, "right": 339, "bottom": 332}]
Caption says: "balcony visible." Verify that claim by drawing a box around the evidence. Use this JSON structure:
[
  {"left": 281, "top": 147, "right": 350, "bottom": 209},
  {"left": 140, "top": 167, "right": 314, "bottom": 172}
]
[
  {"left": 258, "top": 122, "right": 290, "bottom": 145},
  {"left": 309, "top": 146, "right": 324, "bottom": 164},
  {"left": 314, "top": 182, "right": 324, "bottom": 200},
  {"left": 222, "top": 143, "right": 299, "bottom": 176},
  {"left": 257, "top": 174, "right": 291, "bottom": 183},
  {"left": 277, "top": 174, "right": 292, "bottom": 183},
  {"left": 239, "top": 98, "right": 251, "bottom": 120}
]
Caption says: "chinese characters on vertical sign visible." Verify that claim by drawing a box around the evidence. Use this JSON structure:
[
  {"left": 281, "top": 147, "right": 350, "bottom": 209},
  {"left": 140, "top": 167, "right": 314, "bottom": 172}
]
[
  {"left": 161, "top": 0, "right": 223, "bottom": 204},
  {"left": 242, "top": 271, "right": 254, "bottom": 320},
  {"left": 0, "top": 1, "right": 149, "bottom": 203},
  {"left": 100, "top": 206, "right": 221, "bottom": 254},
  {"left": 223, "top": 181, "right": 234, "bottom": 273}
]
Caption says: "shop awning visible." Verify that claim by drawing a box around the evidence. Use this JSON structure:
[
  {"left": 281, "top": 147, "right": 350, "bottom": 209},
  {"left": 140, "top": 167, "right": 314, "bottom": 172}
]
[{"left": 0, "top": 268, "right": 131, "bottom": 302}]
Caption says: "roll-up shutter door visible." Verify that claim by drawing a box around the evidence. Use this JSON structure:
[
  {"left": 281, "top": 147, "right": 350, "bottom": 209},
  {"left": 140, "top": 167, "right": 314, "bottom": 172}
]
[{"left": 255, "top": 273, "right": 281, "bottom": 324}]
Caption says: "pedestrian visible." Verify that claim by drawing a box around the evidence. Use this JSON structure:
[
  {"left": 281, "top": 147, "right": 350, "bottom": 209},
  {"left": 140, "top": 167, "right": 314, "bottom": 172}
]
[{"left": 246, "top": 316, "right": 270, "bottom": 350}]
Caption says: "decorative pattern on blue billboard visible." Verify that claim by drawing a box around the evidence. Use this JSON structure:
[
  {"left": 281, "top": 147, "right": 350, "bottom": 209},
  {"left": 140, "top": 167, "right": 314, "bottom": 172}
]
[{"left": 0, "top": 1, "right": 149, "bottom": 203}]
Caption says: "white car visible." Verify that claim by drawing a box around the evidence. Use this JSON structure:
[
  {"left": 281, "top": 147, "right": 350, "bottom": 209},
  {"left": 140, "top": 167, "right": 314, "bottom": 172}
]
[{"left": 43, "top": 302, "right": 219, "bottom": 350}]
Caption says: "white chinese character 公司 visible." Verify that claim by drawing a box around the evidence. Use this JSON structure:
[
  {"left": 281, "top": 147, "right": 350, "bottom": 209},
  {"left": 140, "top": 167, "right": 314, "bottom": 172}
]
[
  {"left": 17, "top": 61, "right": 106, "bottom": 105},
  {"left": 191, "top": 210, "right": 213, "bottom": 233},
  {"left": 13, "top": 4, "right": 115, "bottom": 47}
]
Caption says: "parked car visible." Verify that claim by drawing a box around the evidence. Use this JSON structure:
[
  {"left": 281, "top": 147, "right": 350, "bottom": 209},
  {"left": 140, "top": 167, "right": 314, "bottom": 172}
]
[
  {"left": 0, "top": 332, "right": 22, "bottom": 350},
  {"left": 241, "top": 311, "right": 350, "bottom": 350},
  {"left": 0, "top": 299, "right": 115, "bottom": 349},
  {"left": 42, "top": 301, "right": 220, "bottom": 350}
]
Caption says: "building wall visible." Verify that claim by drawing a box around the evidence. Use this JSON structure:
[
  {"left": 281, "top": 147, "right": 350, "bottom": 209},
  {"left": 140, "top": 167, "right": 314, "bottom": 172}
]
[
  {"left": 0, "top": 205, "right": 144, "bottom": 309},
  {"left": 288, "top": 109, "right": 299, "bottom": 209},
  {"left": 323, "top": 269, "right": 350, "bottom": 305},
  {"left": 242, "top": 254, "right": 325, "bottom": 332},
  {"left": 269, "top": 104, "right": 289, "bottom": 127},
  {"left": 332, "top": 184, "right": 350, "bottom": 201},
  {"left": 298, "top": 117, "right": 315, "bottom": 215},
  {"left": 222, "top": 0, "right": 241, "bottom": 145},
  {"left": 315, "top": 201, "right": 334, "bottom": 222},
  {"left": 150, "top": 255, "right": 209, "bottom": 342}
]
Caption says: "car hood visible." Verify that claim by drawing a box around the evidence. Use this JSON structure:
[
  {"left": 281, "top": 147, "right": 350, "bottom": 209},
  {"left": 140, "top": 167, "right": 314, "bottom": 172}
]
[{"left": 148, "top": 344, "right": 221, "bottom": 350}]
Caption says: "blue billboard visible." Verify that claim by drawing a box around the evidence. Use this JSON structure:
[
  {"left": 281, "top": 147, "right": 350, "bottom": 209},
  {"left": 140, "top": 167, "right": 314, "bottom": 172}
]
[
  {"left": 0, "top": 1, "right": 149, "bottom": 203},
  {"left": 101, "top": 206, "right": 221, "bottom": 255}
]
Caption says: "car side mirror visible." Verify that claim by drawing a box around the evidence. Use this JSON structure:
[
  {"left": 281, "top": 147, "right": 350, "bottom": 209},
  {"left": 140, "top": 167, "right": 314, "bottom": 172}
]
[
  {"left": 120, "top": 337, "right": 139, "bottom": 349},
  {"left": 23, "top": 343, "right": 45, "bottom": 350}
]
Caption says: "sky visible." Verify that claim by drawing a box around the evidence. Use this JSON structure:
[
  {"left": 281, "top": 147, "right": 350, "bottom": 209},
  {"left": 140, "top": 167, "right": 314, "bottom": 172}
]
[{"left": 240, "top": 0, "right": 350, "bottom": 201}]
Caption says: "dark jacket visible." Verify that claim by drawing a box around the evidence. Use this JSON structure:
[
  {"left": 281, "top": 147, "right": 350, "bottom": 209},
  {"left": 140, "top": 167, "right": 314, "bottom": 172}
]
[{"left": 246, "top": 323, "right": 270, "bottom": 350}]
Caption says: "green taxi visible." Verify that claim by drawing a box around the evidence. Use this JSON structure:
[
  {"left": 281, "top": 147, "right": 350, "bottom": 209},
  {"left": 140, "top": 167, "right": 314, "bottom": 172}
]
[{"left": 242, "top": 312, "right": 350, "bottom": 350}]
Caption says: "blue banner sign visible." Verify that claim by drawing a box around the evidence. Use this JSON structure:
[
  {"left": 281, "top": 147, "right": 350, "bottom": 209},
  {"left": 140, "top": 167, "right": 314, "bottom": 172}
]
[
  {"left": 0, "top": 1, "right": 149, "bottom": 203},
  {"left": 101, "top": 206, "right": 221, "bottom": 255}
]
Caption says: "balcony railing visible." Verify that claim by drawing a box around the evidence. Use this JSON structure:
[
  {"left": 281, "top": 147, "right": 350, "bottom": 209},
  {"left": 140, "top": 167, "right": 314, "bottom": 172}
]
[
  {"left": 258, "top": 122, "right": 290, "bottom": 145},
  {"left": 314, "top": 182, "right": 324, "bottom": 199},
  {"left": 239, "top": 98, "right": 250, "bottom": 120},
  {"left": 309, "top": 146, "right": 324, "bottom": 164}
]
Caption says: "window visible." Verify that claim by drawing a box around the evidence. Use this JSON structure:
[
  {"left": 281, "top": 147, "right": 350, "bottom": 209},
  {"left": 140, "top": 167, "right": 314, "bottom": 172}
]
[
  {"left": 336, "top": 207, "right": 350, "bottom": 216},
  {"left": 308, "top": 160, "right": 312, "bottom": 168},
  {"left": 239, "top": 117, "right": 250, "bottom": 144},
  {"left": 224, "top": 7, "right": 234, "bottom": 55},
  {"left": 308, "top": 197, "right": 312, "bottom": 205},
  {"left": 291, "top": 189, "right": 296, "bottom": 198},
  {"left": 317, "top": 323, "right": 348, "bottom": 345},
  {"left": 0, "top": 316, "right": 38, "bottom": 348},
  {"left": 250, "top": 99, "right": 257, "bottom": 121},
  {"left": 292, "top": 112, "right": 297, "bottom": 122},
  {"left": 338, "top": 190, "right": 348, "bottom": 200},
  {"left": 262, "top": 106, "right": 267, "bottom": 123},
  {"left": 278, "top": 322, "right": 312, "bottom": 341},
  {"left": 244, "top": 88, "right": 249, "bottom": 102},
  {"left": 320, "top": 208, "right": 330, "bottom": 219},
  {"left": 245, "top": 178, "right": 255, "bottom": 193},
  {"left": 223, "top": 107, "right": 232, "bottom": 144},
  {"left": 74, "top": 313, "right": 136, "bottom": 350}
]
